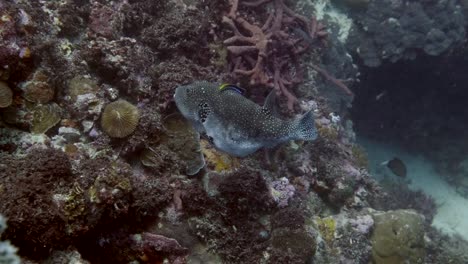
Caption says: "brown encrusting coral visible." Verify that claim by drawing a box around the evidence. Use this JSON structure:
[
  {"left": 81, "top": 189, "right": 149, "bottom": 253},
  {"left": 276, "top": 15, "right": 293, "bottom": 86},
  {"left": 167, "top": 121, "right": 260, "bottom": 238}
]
[{"left": 0, "top": 148, "right": 73, "bottom": 258}]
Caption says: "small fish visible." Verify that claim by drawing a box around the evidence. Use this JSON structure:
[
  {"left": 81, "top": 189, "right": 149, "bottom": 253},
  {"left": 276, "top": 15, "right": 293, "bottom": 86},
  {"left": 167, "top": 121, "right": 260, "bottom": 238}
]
[
  {"left": 375, "top": 90, "right": 387, "bottom": 101},
  {"left": 381, "top": 157, "right": 407, "bottom": 178},
  {"left": 174, "top": 81, "right": 318, "bottom": 157}
]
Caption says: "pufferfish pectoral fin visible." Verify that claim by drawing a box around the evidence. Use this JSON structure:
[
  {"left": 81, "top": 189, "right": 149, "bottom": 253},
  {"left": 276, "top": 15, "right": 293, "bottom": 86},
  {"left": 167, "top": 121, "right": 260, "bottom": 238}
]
[
  {"left": 263, "top": 89, "right": 277, "bottom": 111},
  {"left": 263, "top": 89, "right": 279, "bottom": 116}
]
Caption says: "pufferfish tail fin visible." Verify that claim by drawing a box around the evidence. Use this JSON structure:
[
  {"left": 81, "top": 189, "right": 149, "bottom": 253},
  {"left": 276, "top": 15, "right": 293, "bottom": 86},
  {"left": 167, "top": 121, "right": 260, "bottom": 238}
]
[{"left": 292, "top": 110, "right": 318, "bottom": 141}]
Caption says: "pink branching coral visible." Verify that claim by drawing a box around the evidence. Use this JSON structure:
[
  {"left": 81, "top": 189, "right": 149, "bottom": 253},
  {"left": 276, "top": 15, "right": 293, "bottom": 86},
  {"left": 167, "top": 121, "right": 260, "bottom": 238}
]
[{"left": 223, "top": 0, "right": 353, "bottom": 110}]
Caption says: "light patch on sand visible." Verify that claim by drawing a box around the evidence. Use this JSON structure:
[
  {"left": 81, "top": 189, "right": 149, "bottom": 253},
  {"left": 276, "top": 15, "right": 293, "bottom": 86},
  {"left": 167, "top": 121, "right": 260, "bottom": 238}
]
[{"left": 360, "top": 137, "right": 468, "bottom": 241}]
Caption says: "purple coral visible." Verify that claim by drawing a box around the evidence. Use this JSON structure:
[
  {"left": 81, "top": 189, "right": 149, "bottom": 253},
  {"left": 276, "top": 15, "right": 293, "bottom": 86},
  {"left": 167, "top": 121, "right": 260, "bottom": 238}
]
[
  {"left": 270, "top": 177, "right": 296, "bottom": 208},
  {"left": 349, "top": 215, "right": 374, "bottom": 235}
]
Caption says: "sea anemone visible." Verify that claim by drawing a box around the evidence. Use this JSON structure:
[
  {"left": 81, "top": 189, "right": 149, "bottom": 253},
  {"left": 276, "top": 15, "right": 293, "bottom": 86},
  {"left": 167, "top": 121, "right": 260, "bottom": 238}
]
[
  {"left": 0, "top": 81, "right": 13, "bottom": 108},
  {"left": 101, "top": 99, "right": 139, "bottom": 138}
]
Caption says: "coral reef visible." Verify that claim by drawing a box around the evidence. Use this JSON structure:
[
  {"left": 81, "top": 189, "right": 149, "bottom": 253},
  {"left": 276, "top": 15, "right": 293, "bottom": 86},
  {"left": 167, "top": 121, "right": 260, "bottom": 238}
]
[
  {"left": 270, "top": 227, "right": 316, "bottom": 263},
  {"left": 0, "top": 148, "right": 73, "bottom": 257},
  {"left": 218, "top": 167, "right": 276, "bottom": 218},
  {"left": 346, "top": 0, "right": 465, "bottom": 67},
  {"left": 0, "top": 214, "right": 20, "bottom": 264},
  {"left": 67, "top": 76, "right": 100, "bottom": 102},
  {"left": 372, "top": 180, "right": 437, "bottom": 224},
  {"left": 136, "top": 232, "right": 189, "bottom": 263},
  {"left": 371, "top": 210, "right": 426, "bottom": 264},
  {"left": 0, "top": 0, "right": 464, "bottom": 263}
]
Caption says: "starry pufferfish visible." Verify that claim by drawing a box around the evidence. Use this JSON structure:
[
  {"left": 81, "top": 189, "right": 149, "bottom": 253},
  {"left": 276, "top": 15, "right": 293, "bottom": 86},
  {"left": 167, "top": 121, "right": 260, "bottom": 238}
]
[{"left": 174, "top": 81, "right": 317, "bottom": 157}]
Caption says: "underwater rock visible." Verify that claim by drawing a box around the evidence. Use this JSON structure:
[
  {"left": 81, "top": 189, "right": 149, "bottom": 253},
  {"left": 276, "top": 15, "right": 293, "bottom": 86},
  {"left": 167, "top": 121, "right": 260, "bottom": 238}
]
[
  {"left": 55, "top": 157, "right": 135, "bottom": 237},
  {"left": 83, "top": 36, "right": 156, "bottom": 98},
  {"left": 140, "top": 114, "right": 205, "bottom": 175},
  {"left": 340, "top": 0, "right": 370, "bottom": 9},
  {"left": 45, "top": 249, "right": 89, "bottom": 264},
  {"left": 89, "top": 2, "right": 123, "bottom": 39},
  {"left": 31, "top": 103, "right": 62, "bottom": 134},
  {"left": 130, "top": 174, "right": 172, "bottom": 220},
  {"left": 134, "top": 233, "right": 188, "bottom": 263},
  {"left": 349, "top": 214, "right": 374, "bottom": 235},
  {"left": 141, "top": 8, "right": 208, "bottom": 55},
  {"left": 202, "top": 171, "right": 226, "bottom": 197},
  {"left": 75, "top": 93, "right": 104, "bottom": 120},
  {"left": 0, "top": 148, "right": 73, "bottom": 258},
  {"left": 139, "top": 144, "right": 182, "bottom": 175},
  {"left": 0, "top": 81, "right": 13, "bottom": 108},
  {"left": 67, "top": 76, "right": 99, "bottom": 102},
  {"left": 157, "top": 113, "right": 205, "bottom": 175},
  {"left": 101, "top": 99, "right": 139, "bottom": 138},
  {"left": 218, "top": 167, "right": 275, "bottom": 217},
  {"left": 371, "top": 209, "right": 425, "bottom": 264},
  {"left": 323, "top": 210, "right": 374, "bottom": 263},
  {"left": 66, "top": 76, "right": 104, "bottom": 122},
  {"left": 81, "top": 120, "right": 94, "bottom": 133},
  {"left": 347, "top": 0, "right": 465, "bottom": 67},
  {"left": 0, "top": 4, "right": 33, "bottom": 82},
  {"left": 58, "top": 126, "right": 81, "bottom": 143},
  {"left": 271, "top": 227, "right": 317, "bottom": 262},
  {"left": 187, "top": 214, "right": 269, "bottom": 263}
]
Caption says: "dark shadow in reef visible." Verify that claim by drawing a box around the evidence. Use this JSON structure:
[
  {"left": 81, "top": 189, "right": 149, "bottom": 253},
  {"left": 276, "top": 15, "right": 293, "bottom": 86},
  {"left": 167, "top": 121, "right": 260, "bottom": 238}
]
[{"left": 351, "top": 50, "right": 468, "bottom": 156}]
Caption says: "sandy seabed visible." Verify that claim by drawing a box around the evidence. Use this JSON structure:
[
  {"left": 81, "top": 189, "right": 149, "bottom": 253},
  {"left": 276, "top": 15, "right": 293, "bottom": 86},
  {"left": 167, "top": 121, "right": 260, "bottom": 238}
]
[{"left": 360, "top": 137, "right": 468, "bottom": 241}]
